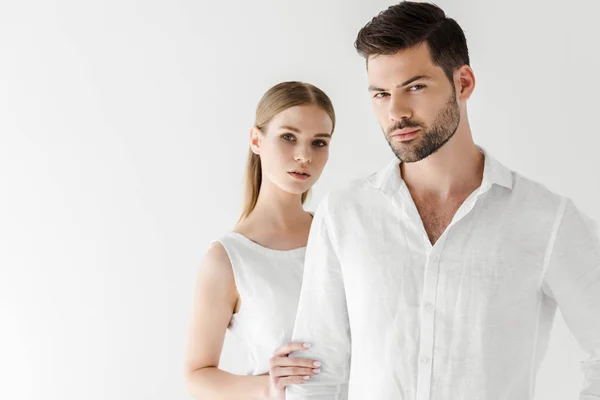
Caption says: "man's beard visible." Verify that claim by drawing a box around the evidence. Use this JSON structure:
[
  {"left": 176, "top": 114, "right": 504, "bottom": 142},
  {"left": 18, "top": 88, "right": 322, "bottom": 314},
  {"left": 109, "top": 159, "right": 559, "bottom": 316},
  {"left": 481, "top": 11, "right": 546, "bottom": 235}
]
[{"left": 385, "top": 92, "right": 461, "bottom": 163}]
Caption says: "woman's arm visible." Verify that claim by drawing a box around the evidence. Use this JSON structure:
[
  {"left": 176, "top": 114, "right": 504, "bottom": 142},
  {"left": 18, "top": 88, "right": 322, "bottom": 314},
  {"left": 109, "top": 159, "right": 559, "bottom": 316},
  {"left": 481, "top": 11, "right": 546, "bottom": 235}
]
[
  {"left": 184, "top": 242, "right": 269, "bottom": 399},
  {"left": 184, "top": 242, "right": 319, "bottom": 399}
]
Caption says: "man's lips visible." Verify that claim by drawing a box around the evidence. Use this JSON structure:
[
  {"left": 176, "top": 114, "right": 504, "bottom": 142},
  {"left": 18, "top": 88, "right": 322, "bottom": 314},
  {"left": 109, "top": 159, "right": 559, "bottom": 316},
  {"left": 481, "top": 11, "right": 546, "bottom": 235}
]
[{"left": 391, "top": 128, "right": 420, "bottom": 141}]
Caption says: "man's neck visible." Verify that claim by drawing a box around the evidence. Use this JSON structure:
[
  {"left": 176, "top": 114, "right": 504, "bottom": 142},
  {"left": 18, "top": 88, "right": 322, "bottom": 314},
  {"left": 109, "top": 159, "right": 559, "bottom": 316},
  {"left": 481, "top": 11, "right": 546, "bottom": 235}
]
[{"left": 401, "top": 138, "right": 484, "bottom": 199}]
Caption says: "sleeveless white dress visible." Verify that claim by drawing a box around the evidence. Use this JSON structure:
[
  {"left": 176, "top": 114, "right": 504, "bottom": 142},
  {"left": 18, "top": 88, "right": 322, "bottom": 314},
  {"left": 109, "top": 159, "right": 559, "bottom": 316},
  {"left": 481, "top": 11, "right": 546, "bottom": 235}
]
[{"left": 213, "top": 231, "right": 306, "bottom": 375}]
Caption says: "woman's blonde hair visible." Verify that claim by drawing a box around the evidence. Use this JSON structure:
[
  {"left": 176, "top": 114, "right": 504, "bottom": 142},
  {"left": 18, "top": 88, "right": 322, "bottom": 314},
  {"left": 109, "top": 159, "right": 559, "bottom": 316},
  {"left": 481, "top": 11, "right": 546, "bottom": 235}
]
[{"left": 239, "top": 82, "right": 335, "bottom": 221}]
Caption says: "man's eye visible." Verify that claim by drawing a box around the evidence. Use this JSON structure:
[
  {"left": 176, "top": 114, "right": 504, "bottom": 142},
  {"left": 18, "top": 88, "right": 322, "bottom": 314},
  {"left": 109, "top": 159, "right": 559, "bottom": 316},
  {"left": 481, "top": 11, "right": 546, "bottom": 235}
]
[{"left": 408, "top": 85, "right": 426, "bottom": 92}]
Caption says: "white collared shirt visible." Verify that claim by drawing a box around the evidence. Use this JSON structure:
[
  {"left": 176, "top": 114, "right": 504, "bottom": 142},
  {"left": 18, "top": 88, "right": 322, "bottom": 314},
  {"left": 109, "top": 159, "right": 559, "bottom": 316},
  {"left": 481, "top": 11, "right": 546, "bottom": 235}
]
[{"left": 286, "top": 151, "right": 600, "bottom": 400}]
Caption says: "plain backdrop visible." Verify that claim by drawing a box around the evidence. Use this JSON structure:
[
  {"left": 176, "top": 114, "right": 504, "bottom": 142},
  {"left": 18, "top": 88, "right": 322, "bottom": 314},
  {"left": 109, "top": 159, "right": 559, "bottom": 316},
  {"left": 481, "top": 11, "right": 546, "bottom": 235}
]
[{"left": 1, "top": 0, "right": 598, "bottom": 399}]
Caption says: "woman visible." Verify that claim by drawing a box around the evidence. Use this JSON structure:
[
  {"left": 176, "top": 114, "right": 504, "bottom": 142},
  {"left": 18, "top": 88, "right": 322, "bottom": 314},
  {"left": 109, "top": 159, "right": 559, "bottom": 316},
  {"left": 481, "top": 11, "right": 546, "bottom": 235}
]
[{"left": 185, "top": 81, "right": 336, "bottom": 399}]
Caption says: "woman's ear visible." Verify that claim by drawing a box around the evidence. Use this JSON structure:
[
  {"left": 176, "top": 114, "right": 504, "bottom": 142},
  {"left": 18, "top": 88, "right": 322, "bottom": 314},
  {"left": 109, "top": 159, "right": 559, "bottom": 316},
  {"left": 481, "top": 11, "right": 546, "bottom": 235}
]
[{"left": 250, "top": 126, "right": 262, "bottom": 155}]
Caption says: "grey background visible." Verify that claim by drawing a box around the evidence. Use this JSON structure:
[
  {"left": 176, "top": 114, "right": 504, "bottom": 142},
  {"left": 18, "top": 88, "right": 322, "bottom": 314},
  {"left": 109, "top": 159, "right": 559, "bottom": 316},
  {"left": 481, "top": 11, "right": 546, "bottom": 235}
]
[{"left": 1, "top": 0, "right": 598, "bottom": 399}]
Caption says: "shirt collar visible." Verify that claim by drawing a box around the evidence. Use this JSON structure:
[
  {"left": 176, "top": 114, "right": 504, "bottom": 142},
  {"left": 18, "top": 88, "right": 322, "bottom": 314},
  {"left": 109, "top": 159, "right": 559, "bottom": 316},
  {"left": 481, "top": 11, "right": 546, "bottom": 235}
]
[{"left": 367, "top": 146, "right": 513, "bottom": 195}]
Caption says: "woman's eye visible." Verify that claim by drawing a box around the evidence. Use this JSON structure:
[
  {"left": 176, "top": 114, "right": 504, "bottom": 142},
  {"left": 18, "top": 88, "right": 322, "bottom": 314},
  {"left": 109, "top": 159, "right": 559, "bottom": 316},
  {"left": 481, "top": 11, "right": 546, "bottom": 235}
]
[
  {"left": 282, "top": 134, "right": 295, "bottom": 141},
  {"left": 313, "top": 140, "right": 328, "bottom": 147}
]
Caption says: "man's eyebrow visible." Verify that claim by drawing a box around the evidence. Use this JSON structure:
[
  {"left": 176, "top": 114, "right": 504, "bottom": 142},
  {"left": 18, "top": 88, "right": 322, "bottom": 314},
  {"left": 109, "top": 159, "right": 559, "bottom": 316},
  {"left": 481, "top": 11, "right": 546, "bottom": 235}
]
[
  {"left": 397, "top": 75, "right": 432, "bottom": 88},
  {"left": 368, "top": 75, "right": 433, "bottom": 92}
]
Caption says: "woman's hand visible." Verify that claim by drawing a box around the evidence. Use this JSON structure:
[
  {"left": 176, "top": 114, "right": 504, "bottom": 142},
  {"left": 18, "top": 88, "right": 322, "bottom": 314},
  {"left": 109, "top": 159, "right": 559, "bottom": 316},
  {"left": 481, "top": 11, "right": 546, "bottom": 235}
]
[{"left": 265, "top": 342, "right": 321, "bottom": 399}]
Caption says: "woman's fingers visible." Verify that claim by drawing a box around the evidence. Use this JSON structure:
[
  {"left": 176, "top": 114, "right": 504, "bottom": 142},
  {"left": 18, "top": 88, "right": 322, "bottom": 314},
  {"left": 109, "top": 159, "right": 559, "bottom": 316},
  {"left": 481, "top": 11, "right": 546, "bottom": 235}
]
[
  {"left": 269, "top": 341, "right": 321, "bottom": 390},
  {"left": 270, "top": 356, "right": 321, "bottom": 369},
  {"left": 272, "top": 341, "right": 312, "bottom": 357},
  {"left": 270, "top": 366, "right": 320, "bottom": 378},
  {"left": 273, "top": 374, "right": 313, "bottom": 389}
]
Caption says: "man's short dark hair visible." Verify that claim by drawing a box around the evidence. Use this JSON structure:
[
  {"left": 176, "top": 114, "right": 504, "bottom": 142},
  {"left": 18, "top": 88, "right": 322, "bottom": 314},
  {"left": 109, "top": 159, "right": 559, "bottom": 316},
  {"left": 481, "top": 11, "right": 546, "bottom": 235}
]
[{"left": 355, "top": 1, "right": 470, "bottom": 83}]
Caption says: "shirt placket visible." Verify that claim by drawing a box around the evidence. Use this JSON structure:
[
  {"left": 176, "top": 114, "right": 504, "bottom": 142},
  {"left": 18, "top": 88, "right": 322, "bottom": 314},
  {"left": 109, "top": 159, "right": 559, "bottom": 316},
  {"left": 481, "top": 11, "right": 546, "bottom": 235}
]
[
  {"left": 404, "top": 185, "right": 490, "bottom": 400},
  {"left": 416, "top": 239, "right": 442, "bottom": 400}
]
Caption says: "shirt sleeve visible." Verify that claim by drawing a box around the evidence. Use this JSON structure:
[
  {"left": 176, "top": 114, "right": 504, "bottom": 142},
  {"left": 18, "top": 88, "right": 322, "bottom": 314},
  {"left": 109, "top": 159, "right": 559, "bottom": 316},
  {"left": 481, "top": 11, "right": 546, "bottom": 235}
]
[
  {"left": 543, "top": 198, "right": 600, "bottom": 399},
  {"left": 286, "top": 195, "right": 351, "bottom": 399}
]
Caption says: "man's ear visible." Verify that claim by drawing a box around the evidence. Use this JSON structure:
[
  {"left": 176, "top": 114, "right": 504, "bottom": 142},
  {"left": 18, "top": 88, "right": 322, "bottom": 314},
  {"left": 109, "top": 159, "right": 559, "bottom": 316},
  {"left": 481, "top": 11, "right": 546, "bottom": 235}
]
[{"left": 455, "top": 65, "right": 476, "bottom": 101}]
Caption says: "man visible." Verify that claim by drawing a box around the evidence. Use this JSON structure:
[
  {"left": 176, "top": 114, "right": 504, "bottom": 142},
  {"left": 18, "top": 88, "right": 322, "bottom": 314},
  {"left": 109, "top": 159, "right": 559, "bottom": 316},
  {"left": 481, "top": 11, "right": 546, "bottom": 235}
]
[{"left": 286, "top": 2, "right": 600, "bottom": 399}]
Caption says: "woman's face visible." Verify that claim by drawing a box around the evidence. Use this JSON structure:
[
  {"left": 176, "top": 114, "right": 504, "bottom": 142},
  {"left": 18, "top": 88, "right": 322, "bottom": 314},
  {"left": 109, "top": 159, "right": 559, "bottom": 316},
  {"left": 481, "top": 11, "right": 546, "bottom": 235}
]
[{"left": 251, "top": 104, "right": 334, "bottom": 196}]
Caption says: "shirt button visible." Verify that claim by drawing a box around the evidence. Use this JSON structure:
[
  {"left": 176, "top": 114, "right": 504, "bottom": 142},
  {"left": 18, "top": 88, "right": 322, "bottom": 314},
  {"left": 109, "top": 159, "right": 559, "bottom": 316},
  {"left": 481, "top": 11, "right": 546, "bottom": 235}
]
[
  {"left": 421, "top": 356, "right": 431, "bottom": 364},
  {"left": 425, "top": 303, "right": 434, "bottom": 311},
  {"left": 431, "top": 255, "right": 438, "bottom": 263}
]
